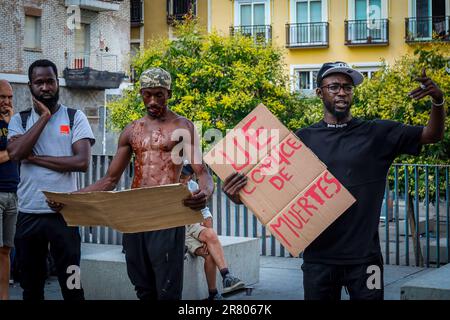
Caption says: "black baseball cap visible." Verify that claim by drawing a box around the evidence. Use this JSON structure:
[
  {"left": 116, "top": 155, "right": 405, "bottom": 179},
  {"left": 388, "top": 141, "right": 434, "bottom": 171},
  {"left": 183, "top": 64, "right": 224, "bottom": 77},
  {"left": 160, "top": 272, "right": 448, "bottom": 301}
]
[{"left": 316, "top": 61, "right": 364, "bottom": 87}]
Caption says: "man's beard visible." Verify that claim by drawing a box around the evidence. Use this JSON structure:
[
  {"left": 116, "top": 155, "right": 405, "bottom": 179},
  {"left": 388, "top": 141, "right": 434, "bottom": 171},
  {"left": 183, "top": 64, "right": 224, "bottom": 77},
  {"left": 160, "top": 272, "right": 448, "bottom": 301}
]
[
  {"left": 324, "top": 101, "right": 350, "bottom": 121},
  {"left": 32, "top": 89, "right": 59, "bottom": 109}
]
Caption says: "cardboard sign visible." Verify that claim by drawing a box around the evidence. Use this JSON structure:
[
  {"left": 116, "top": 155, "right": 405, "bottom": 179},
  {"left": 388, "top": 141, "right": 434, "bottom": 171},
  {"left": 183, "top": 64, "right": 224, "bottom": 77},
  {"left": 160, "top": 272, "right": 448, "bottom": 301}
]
[
  {"left": 240, "top": 133, "right": 326, "bottom": 224},
  {"left": 267, "top": 170, "right": 356, "bottom": 256},
  {"left": 204, "top": 104, "right": 290, "bottom": 179},
  {"left": 204, "top": 104, "right": 356, "bottom": 256},
  {"left": 43, "top": 184, "right": 203, "bottom": 233}
]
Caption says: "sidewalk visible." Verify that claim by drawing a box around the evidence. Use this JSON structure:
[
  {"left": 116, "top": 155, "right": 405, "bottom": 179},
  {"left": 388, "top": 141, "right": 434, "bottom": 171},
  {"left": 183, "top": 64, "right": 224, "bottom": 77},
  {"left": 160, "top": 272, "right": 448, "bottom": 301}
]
[{"left": 9, "top": 256, "right": 433, "bottom": 300}]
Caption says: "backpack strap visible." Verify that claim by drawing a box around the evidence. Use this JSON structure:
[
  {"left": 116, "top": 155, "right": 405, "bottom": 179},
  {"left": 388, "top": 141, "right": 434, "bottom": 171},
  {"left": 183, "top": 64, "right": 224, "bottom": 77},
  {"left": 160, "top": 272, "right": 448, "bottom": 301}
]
[
  {"left": 67, "top": 107, "right": 77, "bottom": 130},
  {"left": 19, "top": 107, "right": 77, "bottom": 131},
  {"left": 19, "top": 108, "right": 32, "bottom": 130}
]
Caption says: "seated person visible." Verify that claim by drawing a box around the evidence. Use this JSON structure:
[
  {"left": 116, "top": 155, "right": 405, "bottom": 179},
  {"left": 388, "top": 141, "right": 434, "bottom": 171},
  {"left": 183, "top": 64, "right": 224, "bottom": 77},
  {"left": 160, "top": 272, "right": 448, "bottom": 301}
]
[{"left": 181, "top": 164, "right": 245, "bottom": 300}]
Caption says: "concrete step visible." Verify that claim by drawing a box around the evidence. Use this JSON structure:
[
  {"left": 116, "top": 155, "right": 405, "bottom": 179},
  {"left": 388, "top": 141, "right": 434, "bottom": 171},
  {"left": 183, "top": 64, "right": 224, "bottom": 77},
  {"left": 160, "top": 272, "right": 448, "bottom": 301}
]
[
  {"left": 422, "top": 239, "right": 450, "bottom": 264},
  {"left": 398, "top": 217, "right": 427, "bottom": 236},
  {"left": 401, "top": 263, "right": 450, "bottom": 300},
  {"left": 80, "top": 236, "right": 260, "bottom": 300}
]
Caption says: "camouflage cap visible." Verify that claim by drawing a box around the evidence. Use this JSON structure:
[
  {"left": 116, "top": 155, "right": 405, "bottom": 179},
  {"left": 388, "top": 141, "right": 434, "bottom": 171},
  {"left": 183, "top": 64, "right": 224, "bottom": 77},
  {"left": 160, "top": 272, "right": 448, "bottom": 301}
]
[{"left": 139, "top": 67, "right": 172, "bottom": 90}]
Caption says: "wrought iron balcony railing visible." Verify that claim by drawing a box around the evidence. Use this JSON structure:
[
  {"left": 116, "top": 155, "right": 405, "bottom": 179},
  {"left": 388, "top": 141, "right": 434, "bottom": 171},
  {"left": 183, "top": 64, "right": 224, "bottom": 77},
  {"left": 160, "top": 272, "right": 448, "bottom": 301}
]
[
  {"left": 285, "top": 22, "right": 329, "bottom": 48},
  {"left": 405, "top": 16, "right": 450, "bottom": 42},
  {"left": 230, "top": 25, "right": 272, "bottom": 44},
  {"left": 345, "top": 19, "right": 389, "bottom": 45}
]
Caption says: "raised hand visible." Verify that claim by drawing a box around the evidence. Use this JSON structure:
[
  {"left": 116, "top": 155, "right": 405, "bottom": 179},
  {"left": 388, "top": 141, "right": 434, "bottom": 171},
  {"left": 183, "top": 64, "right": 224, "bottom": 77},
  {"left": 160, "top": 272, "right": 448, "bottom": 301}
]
[
  {"left": 32, "top": 96, "right": 51, "bottom": 116},
  {"left": 409, "top": 68, "right": 444, "bottom": 104}
]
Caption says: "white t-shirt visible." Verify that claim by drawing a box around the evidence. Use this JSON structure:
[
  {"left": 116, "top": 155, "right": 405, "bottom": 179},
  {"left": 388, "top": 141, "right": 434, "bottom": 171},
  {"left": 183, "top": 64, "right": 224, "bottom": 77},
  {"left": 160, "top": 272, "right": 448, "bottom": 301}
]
[{"left": 8, "top": 105, "right": 95, "bottom": 213}]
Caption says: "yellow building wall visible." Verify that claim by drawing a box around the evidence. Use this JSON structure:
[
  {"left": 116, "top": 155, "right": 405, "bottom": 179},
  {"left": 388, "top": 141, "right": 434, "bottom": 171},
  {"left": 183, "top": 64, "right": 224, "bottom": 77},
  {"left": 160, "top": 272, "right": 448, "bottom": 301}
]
[
  {"left": 140, "top": 0, "right": 210, "bottom": 45},
  {"left": 209, "top": 0, "right": 419, "bottom": 68},
  {"left": 210, "top": 0, "right": 234, "bottom": 35},
  {"left": 143, "top": 0, "right": 169, "bottom": 44},
  {"left": 197, "top": 0, "right": 209, "bottom": 31}
]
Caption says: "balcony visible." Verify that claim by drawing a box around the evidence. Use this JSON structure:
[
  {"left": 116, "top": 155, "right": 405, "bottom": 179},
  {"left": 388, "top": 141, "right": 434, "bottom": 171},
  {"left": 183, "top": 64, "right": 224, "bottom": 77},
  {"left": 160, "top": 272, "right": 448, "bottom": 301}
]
[
  {"left": 405, "top": 16, "right": 450, "bottom": 42},
  {"left": 130, "top": 0, "right": 143, "bottom": 27},
  {"left": 286, "top": 22, "right": 329, "bottom": 48},
  {"left": 64, "top": 0, "right": 120, "bottom": 12},
  {"left": 166, "top": 0, "right": 196, "bottom": 25},
  {"left": 64, "top": 52, "right": 125, "bottom": 89},
  {"left": 345, "top": 19, "right": 389, "bottom": 46},
  {"left": 230, "top": 25, "right": 272, "bottom": 44}
]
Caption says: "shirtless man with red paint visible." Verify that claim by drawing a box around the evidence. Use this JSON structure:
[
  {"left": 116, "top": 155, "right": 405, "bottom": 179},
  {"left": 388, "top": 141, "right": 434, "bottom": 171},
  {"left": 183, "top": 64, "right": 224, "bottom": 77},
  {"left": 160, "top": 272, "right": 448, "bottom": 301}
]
[{"left": 53, "top": 67, "right": 214, "bottom": 300}]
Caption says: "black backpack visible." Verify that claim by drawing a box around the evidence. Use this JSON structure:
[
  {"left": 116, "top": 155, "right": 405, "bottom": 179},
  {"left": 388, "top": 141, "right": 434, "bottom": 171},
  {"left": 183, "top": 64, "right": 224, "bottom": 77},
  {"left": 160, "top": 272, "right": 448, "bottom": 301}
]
[{"left": 19, "top": 107, "right": 77, "bottom": 131}]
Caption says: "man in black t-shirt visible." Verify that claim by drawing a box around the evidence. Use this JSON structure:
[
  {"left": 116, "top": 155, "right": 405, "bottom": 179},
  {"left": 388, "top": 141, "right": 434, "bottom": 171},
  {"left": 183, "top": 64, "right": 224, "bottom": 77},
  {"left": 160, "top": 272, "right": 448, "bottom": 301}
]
[{"left": 222, "top": 62, "right": 446, "bottom": 300}]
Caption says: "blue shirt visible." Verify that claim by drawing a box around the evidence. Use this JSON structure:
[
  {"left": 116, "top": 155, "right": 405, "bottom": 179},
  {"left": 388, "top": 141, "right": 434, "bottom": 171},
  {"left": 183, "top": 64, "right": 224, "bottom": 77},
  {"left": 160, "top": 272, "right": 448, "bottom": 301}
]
[{"left": 0, "top": 119, "right": 19, "bottom": 192}]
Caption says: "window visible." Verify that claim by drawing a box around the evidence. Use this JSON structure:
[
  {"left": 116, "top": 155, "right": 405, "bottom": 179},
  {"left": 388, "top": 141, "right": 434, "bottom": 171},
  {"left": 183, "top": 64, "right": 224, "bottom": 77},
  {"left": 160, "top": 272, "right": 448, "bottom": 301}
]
[
  {"left": 288, "top": 0, "right": 327, "bottom": 45},
  {"left": 239, "top": 2, "right": 266, "bottom": 26},
  {"left": 130, "top": 43, "right": 140, "bottom": 59},
  {"left": 292, "top": 63, "right": 382, "bottom": 93},
  {"left": 24, "top": 15, "right": 41, "bottom": 49},
  {"left": 73, "top": 24, "right": 90, "bottom": 69},
  {"left": 234, "top": 1, "right": 271, "bottom": 41},
  {"left": 296, "top": 0, "right": 322, "bottom": 24},
  {"left": 348, "top": 0, "right": 387, "bottom": 43},
  {"left": 292, "top": 68, "right": 319, "bottom": 92},
  {"left": 411, "top": 0, "right": 448, "bottom": 39},
  {"left": 353, "top": 63, "right": 383, "bottom": 79}
]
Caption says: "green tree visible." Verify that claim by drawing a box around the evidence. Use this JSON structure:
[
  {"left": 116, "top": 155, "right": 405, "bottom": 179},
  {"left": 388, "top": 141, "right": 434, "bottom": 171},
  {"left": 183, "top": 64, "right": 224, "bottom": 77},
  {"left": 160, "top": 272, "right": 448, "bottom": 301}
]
[{"left": 108, "top": 18, "right": 309, "bottom": 136}]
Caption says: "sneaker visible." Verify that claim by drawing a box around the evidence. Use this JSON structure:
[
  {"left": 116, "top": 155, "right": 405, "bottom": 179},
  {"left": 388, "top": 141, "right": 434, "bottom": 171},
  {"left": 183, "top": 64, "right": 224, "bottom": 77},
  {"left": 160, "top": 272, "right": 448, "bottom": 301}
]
[{"left": 222, "top": 274, "right": 245, "bottom": 294}]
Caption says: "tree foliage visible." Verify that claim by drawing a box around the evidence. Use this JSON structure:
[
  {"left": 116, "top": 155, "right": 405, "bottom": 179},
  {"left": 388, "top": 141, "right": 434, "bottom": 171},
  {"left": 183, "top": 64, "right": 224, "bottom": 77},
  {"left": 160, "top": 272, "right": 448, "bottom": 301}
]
[
  {"left": 109, "top": 19, "right": 448, "bottom": 169},
  {"left": 108, "top": 18, "right": 310, "bottom": 136}
]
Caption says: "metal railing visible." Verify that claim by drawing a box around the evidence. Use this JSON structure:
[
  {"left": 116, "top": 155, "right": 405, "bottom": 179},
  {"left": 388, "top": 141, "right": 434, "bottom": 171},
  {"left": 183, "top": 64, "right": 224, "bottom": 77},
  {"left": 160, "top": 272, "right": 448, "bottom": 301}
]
[
  {"left": 230, "top": 25, "right": 272, "bottom": 44},
  {"left": 345, "top": 19, "right": 389, "bottom": 45},
  {"left": 382, "top": 164, "right": 450, "bottom": 268},
  {"left": 130, "top": 0, "right": 143, "bottom": 25},
  {"left": 66, "top": 52, "right": 119, "bottom": 72},
  {"left": 285, "top": 22, "right": 329, "bottom": 48},
  {"left": 405, "top": 16, "right": 450, "bottom": 42},
  {"left": 79, "top": 157, "right": 450, "bottom": 267}
]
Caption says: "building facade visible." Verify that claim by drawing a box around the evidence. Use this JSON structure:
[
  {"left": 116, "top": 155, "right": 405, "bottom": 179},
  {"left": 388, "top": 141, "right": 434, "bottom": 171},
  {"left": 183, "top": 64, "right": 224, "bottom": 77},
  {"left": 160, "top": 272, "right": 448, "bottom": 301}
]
[
  {"left": 132, "top": 0, "right": 449, "bottom": 93},
  {"left": 0, "top": 0, "right": 131, "bottom": 154}
]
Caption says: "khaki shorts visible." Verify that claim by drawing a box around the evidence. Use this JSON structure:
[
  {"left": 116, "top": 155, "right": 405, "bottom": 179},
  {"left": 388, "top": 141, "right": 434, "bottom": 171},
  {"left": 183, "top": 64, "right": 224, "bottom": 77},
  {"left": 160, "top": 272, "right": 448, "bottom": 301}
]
[
  {"left": 0, "top": 192, "right": 18, "bottom": 248},
  {"left": 185, "top": 223, "right": 206, "bottom": 255}
]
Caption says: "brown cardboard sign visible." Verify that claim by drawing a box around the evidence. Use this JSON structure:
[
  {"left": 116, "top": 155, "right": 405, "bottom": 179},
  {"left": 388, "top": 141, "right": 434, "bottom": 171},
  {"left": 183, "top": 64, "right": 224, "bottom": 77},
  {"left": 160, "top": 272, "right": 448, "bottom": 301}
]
[
  {"left": 204, "top": 104, "right": 356, "bottom": 256},
  {"left": 204, "top": 104, "right": 290, "bottom": 180},
  {"left": 43, "top": 184, "right": 203, "bottom": 233},
  {"left": 240, "top": 133, "right": 326, "bottom": 224},
  {"left": 267, "top": 170, "right": 356, "bottom": 257}
]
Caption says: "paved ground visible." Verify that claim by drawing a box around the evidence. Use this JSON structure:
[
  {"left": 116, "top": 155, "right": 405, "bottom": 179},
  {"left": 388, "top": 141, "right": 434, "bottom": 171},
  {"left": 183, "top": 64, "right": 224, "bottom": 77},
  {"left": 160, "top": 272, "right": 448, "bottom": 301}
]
[{"left": 9, "top": 256, "right": 434, "bottom": 300}]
